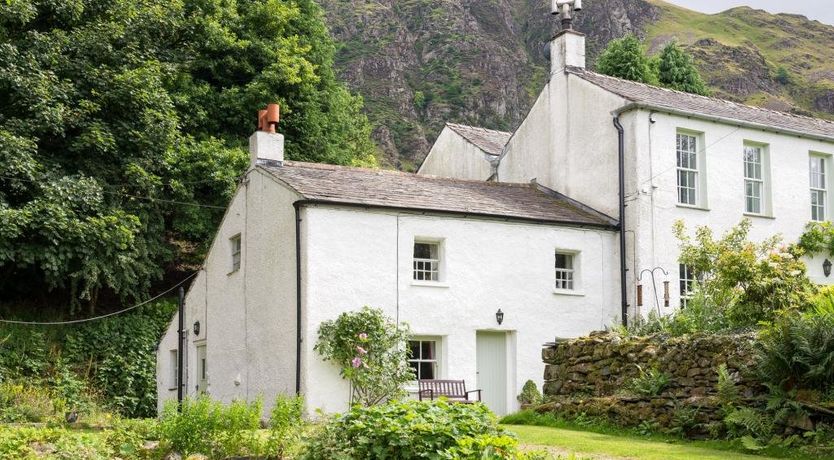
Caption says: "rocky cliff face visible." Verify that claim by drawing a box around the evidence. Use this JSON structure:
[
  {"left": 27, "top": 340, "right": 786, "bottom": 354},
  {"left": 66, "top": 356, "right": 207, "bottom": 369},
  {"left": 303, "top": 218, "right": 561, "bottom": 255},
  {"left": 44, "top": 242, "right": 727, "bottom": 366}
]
[{"left": 318, "top": 0, "right": 834, "bottom": 169}]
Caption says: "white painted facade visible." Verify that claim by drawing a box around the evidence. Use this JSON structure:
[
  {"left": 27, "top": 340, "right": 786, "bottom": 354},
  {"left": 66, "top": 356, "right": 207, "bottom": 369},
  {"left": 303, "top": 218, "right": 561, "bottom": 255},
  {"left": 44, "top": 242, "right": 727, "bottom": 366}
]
[
  {"left": 417, "top": 125, "right": 498, "bottom": 180},
  {"left": 426, "top": 29, "right": 834, "bottom": 320},
  {"left": 157, "top": 166, "right": 620, "bottom": 416}
]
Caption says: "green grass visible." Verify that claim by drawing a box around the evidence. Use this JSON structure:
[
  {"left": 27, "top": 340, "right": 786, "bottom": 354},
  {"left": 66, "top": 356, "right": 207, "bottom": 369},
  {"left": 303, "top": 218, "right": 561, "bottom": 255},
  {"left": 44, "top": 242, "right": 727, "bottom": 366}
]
[
  {"left": 504, "top": 425, "right": 820, "bottom": 460},
  {"left": 500, "top": 411, "right": 823, "bottom": 460}
]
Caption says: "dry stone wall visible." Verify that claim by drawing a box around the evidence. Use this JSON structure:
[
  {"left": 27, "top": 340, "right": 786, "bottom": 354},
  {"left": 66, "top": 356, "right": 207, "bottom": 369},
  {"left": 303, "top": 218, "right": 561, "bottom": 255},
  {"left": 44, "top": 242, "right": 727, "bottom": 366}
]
[{"left": 538, "top": 331, "right": 765, "bottom": 435}]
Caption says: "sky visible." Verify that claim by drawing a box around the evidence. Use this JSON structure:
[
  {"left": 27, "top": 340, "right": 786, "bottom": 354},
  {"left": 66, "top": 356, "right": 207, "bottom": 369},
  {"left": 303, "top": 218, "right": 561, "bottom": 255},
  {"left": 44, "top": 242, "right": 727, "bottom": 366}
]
[{"left": 663, "top": 0, "right": 834, "bottom": 26}]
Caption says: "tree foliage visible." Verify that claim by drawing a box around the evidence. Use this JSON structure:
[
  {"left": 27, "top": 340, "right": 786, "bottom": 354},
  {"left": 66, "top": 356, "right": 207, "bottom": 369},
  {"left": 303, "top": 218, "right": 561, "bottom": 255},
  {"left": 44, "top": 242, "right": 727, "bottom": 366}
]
[
  {"left": 595, "top": 35, "right": 657, "bottom": 85},
  {"left": 657, "top": 41, "right": 709, "bottom": 96},
  {"left": 596, "top": 36, "right": 709, "bottom": 96},
  {"left": 0, "top": 0, "right": 376, "bottom": 311}
]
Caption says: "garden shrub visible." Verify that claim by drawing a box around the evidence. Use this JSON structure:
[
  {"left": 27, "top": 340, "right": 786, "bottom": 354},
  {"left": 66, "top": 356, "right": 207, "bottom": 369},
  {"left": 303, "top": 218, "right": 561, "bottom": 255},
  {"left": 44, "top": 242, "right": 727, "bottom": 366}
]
[
  {"left": 0, "top": 299, "right": 176, "bottom": 418},
  {"left": 301, "top": 399, "right": 520, "bottom": 459},
  {"left": 267, "top": 393, "right": 305, "bottom": 458},
  {"left": 315, "top": 306, "right": 414, "bottom": 406},
  {"left": 0, "top": 381, "right": 63, "bottom": 423},
  {"left": 518, "top": 380, "right": 542, "bottom": 406},
  {"left": 158, "top": 396, "right": 264, "bottom": 458}
]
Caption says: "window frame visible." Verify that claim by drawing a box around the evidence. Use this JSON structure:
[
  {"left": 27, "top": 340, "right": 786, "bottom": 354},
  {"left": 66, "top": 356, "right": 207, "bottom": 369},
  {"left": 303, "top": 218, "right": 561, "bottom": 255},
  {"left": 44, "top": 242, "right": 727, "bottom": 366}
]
[
  {"left": 230, "top": 234, "right": 242, "bottom": 273},
  {"left": 554, "top": 252, "right": 576, "bottom": 291},
  {"left": 676, "top": 131, "right": 701, "bottom": 206},
  {"left": 408, "top": 337, "right": 442, "bottom": 381},
  {"left": 810, "top": 154, "right": 828, "bottom": 222},
  {"left": 412, "top": 239, "right": 442, "bottom": 283},
  {"left": 679, "top": 264, "right": 696, "bottom": 309},
  {"left": 742, "top": 142, "right": 771, "bottom": 216},
  {"left": 169, "top": 349, "right": 178, "bottom": 391}
]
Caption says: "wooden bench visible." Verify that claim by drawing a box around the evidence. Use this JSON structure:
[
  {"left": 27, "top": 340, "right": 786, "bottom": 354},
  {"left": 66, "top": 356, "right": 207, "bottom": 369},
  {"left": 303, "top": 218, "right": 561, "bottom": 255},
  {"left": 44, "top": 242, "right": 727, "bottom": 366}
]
[{"left": 418, "top": 379, "right": 481, "bottom": 403}]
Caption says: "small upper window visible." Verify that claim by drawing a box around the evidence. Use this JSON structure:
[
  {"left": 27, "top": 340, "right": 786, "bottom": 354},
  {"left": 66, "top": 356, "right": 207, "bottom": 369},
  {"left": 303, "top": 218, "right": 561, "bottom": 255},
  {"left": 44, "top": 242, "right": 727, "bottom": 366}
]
[
  {"left": 554, "top": 252, "right": 575, "bottom": 290},
  {"left": 169, "top": 349, "right": 178, "bottom": 390},
  {"left": 413, "top": 242, "right": 440, "bottom": 281},
  {"left": 810, "top": 155, "right": 827, "bottom": 222},
  {"left": 676, "top": 133, "right": 699, "bottom": 206},
  {"left": 230, "top": 234, "right": 242, "bottom": 272}
]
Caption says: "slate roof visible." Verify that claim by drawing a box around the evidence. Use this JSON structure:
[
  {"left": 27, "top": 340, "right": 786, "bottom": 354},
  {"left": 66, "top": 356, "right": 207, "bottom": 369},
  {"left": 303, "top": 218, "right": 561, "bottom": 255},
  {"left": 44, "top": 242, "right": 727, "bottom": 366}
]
[
  {"left": 262, "top": 161, "right": 617, "bottom": 228},
  {"left": 445, "top": 123, "right": 512, "bottom": 156},
  {"left": 568, "top": 67, "right": 834, "bottom": 141}
]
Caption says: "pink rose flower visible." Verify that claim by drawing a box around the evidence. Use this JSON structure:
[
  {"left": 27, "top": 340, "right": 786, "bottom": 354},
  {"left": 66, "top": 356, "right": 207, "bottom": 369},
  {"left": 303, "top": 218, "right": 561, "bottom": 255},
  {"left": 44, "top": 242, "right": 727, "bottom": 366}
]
[
  {"left": 352, "top": 357, "right": 363, "bottom": 368},
  {"left": 356, "top": 346, "right": 368, "bottom": 355}
]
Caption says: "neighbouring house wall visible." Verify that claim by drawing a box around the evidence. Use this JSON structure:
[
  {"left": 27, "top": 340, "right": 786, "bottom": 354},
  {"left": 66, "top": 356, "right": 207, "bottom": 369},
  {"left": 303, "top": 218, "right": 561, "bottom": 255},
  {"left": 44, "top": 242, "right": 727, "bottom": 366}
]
[
  {"left": 157, "top": 168, "right": 299, "bottom": 414},
  {"left": 300, "top": 205, "right": 621, "bottom": 415},
  {"left": 629, "top": 109, "right": 834, "bottom": 312},
  {"left": 418, "top": 127, "right": 496, "bottom": 180}
]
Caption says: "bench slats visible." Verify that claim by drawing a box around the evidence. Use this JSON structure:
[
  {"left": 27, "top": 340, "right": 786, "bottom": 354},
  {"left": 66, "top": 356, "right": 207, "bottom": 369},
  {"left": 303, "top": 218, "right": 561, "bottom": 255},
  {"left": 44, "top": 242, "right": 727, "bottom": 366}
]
[{"left": 418, "top": 379, "right": 481, "bottom": 402}]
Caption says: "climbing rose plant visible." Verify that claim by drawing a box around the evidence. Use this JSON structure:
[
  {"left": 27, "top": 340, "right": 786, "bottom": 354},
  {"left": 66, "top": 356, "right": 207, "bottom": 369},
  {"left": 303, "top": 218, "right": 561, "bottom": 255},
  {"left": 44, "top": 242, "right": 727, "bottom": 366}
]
[{"left": 315, "top": 307, "right": 414, "bottom": 406}]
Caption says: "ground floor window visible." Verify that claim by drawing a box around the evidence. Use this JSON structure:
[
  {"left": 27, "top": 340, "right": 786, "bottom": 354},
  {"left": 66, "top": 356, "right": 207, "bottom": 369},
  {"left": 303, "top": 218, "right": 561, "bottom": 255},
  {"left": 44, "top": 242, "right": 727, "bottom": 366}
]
[
  {"left": 169, "top": 349, "right": 178, "bottom": 390},
  {"left": 679, "top": 264, "right": 696, "bottom": 308},
  {"left": 408, "top": 338, "right": 440, "bottom": 380}
]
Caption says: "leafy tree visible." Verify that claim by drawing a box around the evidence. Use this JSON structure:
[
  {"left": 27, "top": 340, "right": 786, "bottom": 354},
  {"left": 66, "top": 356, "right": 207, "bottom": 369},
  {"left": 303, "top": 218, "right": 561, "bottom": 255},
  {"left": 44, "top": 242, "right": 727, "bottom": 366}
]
[
  {"left": 595, "top": 35, "right": 657, "bottom": 85},
  {"left": 657, "top": 41, "right": 709, "bottom": 96},
  {"left": 775, "top": 66, "right": 792, "bottom": 85},
  {"left": 0, "top": 0, "right": 376, "bottom": 312}
]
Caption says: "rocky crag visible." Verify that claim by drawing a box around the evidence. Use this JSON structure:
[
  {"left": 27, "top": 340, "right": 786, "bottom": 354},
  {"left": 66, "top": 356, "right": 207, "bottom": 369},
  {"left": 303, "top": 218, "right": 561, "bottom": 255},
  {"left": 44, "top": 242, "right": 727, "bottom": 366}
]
[{"left": 318, "top": 0, "right": 834, "bottom": 169}]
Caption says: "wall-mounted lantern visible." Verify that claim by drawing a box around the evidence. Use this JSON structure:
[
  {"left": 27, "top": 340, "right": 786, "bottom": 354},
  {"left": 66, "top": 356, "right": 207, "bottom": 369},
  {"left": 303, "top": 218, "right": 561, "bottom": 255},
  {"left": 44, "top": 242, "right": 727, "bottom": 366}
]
[
  {"left": 824, "top": 259, "right": 832, "bottom": 278},
  {"left": 193, "top": 321, "right": 201, "bottom": 336},
  {"left": 495, "top": 309, "right": 504, "bottom": 326}
]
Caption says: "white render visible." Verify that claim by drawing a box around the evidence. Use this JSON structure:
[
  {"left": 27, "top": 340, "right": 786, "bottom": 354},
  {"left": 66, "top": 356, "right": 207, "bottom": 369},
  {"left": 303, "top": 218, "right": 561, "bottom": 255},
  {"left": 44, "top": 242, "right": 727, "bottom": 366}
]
[
  {"left": 427, "top": 29, "right": 834, "bottom": 319},
  {"left": 418, "top": 125, "right": 498, "bottom": 180},
  {"left": 157, "top": 167, "right": 620, "bottom": 416}
]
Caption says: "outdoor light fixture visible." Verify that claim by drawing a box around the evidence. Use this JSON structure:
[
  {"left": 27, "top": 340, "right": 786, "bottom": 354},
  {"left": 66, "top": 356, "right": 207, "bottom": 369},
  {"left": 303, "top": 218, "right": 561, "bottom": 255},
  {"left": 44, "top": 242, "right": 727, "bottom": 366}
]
[
  {"left": 825, "top": 259, "right": 832, "bottom": 278},
  {"left": 496, "top": 309, "right": 504, "bottom": 326},
  {"left": 193, "top": 321, "right": 201, "bottom": 336}
]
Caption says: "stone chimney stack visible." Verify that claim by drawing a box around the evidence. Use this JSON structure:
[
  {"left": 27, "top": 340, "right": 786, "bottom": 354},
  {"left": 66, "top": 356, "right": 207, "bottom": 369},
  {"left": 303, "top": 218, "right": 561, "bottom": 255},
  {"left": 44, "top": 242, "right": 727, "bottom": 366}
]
[
  {"left": 249, "top": 103, "right": 284, "bottom": 167},
  {"left": 549, "top": 0, "right": 586, "bottom": 73}
]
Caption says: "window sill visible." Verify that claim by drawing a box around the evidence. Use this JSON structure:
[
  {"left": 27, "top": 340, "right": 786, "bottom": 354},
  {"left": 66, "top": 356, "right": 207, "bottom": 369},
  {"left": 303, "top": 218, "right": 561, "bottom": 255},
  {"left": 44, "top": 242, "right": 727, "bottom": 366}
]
[
  {"left": 411, "top": 281, "right": 450, "bottom": 288},
  {"left": 676, "top": 204, "right": 710, "bottom": 211},
  {"left": 743, "top": 212, "right": 775, "bottom": 220},
  {"left": 553, "top": 289, "right": 585, "bottom": 297}
]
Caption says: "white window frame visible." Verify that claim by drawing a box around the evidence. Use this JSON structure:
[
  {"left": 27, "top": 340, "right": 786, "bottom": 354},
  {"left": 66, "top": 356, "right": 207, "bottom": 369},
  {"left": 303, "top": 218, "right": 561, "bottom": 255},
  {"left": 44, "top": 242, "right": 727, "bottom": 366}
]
[
  {"left": 676, "top": 132, "right": 701, "bottom": 206},
  {"left": 743, "top": 143, "right": 771, "bottom": 216},
  {"left": 230, "top": 234, "right": 242, "bottom": 273},
  {"left": 553, "top": 250, "right": 583, "bottom": 295},
  {"left": 810, "top": 154, "right": 828, "bottom": 222},
  {"left": 413, "top": 240, "right": 442, "bottom": 282},
  {"left": 679, "top": 264, "right": 696, "bottom": 308},
  {"left": 408, "top": 337, "right": 442, "bottom": 381}
]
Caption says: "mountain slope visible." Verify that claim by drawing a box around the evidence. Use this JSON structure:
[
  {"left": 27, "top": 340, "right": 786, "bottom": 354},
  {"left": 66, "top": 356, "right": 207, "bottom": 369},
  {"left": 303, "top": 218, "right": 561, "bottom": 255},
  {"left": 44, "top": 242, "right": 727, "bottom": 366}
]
[{"left": 318, "top": 0, "right": 834, "bottom": 169}]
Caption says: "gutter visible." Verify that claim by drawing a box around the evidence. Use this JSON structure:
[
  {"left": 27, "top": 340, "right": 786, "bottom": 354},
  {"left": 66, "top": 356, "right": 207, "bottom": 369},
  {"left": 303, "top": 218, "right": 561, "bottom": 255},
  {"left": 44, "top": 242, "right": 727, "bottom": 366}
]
[
  {"left": 291, "top": 199, "right": 618, "bottom": 231},
  {"left": 613, "top": 116, "right": 629, "bottom": 328},
  {"left": 293, "top": 203, "right": 303, "bottom": 395}
]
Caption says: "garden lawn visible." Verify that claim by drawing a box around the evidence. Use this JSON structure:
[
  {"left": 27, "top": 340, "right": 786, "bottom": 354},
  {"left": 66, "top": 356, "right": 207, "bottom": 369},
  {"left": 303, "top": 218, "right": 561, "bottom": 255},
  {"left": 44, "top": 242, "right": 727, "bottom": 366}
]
[{"left": 504, "top": 425, "right": 811, "bottom": 460}]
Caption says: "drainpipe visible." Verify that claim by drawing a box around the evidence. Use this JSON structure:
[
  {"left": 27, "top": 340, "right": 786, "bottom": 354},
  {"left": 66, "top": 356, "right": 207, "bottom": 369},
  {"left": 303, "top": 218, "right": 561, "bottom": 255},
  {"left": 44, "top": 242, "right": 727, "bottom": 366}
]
[
  {"left": 613, "top": 116, "right": 629, "bottom": 327},
  {"left": 177, "top": 286, "right": 185, "bottom": 409},
  {"left": 294, "top": 203, "right": 303, "bottom": 395}
]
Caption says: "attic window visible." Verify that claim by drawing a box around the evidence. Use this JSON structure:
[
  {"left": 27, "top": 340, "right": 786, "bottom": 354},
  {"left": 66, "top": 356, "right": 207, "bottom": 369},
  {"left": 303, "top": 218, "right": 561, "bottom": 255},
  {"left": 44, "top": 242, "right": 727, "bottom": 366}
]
[{"left": 230, "top": 234, "right": 242, "bottom": 272}]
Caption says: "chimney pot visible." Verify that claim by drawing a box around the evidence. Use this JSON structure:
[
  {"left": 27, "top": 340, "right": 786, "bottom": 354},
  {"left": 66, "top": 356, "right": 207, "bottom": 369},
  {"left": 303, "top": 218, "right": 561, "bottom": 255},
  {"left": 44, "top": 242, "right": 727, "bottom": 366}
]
[{"left": 251, "top": 103, "right": 284, "bottom": 167}]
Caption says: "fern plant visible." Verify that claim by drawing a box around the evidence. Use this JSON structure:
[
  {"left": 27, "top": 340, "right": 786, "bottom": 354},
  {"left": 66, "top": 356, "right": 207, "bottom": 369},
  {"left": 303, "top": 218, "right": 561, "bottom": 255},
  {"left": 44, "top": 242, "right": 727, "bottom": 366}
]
[
  {"left": 716, "top": 364, "right": 740, "bottom": 410},
  {"left": 724, "top": 407, "right": 774, "bottom": 441},
  {"left": 628, "top": 365, "right": 670, "bottom": 397}
]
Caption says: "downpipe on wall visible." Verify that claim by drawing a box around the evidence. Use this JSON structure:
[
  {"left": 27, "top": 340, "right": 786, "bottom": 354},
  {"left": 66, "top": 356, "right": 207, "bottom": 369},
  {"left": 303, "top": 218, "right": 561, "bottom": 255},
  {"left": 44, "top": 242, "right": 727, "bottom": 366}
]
[
  {"left": 294, "top": 203, "right": 303, "bottom": 395},
  {"left": 613, "top": 116, "right": 629, "bottom": 327}
]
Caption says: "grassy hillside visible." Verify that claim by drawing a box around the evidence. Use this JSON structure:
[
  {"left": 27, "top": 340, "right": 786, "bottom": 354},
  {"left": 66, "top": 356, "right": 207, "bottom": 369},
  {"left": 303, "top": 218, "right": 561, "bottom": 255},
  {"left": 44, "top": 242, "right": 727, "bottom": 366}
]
[{"left": 645, "top": 1, "right": 834, "bottom": 118}]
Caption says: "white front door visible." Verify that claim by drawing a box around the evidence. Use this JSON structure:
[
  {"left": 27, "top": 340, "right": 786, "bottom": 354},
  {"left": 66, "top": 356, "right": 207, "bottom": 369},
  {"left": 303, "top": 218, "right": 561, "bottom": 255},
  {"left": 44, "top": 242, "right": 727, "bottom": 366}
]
[
  {"left": 476, "top": 331, "right": 508, "bottom": 415},
  {"left": 196, "top": 344, "right": 208, "bottom": 394}
]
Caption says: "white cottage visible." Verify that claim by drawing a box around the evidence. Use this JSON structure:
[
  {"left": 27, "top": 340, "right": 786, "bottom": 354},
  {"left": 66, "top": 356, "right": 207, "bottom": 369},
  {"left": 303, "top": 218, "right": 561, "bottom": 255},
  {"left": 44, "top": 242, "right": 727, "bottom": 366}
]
[
  {"left": 156, "top": 113, "right": 621, "bottom": 416},
  {"left": 421, "top": 2, "right": 834, "bottom": 321}
]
